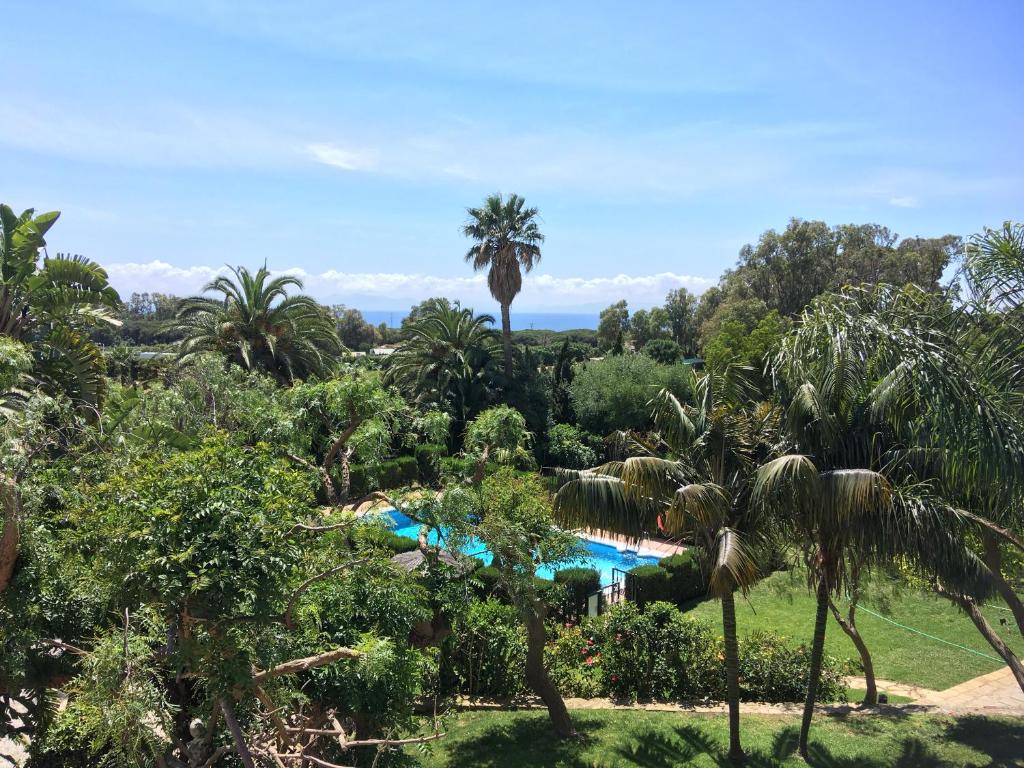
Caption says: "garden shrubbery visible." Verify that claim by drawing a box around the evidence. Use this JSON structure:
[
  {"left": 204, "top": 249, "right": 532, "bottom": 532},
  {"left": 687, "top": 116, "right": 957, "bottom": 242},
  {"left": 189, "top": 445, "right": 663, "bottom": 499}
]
[
  {"left": 554, "top": 567, "right": 601, "bottom": 615},
  {"left": 443, "top": 599, "right": 846, "bottom": 703}
]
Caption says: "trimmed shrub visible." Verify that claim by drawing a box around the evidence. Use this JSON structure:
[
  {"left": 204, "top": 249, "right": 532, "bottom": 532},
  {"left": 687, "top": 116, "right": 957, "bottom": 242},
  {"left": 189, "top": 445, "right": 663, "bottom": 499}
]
[
  {"left": 628, "top": 564, "right": 672, "bottom": 606},
  {"left": 414, "top": 443, "right": 447, "bottom": 485},
  {"left": 350, "top": 525, "right": 419, "bottom": 554},
  {"left": 660, "top": 550, "right": 705, "bottom": 604},
  {"left": 555, "top": 567, "right": 601, "bottom": 615}
]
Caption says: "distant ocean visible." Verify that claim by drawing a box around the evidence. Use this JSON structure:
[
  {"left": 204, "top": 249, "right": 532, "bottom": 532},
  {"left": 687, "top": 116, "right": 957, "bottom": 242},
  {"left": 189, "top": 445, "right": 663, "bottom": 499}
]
[{"left": 360, "top": 310, "right": 599, "bottom": 332}]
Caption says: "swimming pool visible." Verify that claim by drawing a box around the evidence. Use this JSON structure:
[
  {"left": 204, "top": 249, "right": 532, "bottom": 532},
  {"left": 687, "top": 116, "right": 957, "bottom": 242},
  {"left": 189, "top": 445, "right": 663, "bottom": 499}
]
[{"left": 386, "top": 510, "right": 659, "bottom": 586}]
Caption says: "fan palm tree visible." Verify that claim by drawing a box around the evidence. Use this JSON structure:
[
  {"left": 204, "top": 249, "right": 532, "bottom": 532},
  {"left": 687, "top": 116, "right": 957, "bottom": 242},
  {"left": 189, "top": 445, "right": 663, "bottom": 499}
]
[
  {"left": 463, "top": 193, "right": 544, "bottom": 378},
  {"left": 170, "top": 265, "right": 342, "bottom": 384},
  {"left": 384, "top": 302, "right": 498, "bottom": 437},
  {"left": 555, "top": 366, "right": 778, "bottom": 764},
  {"left": 1, "top": 205, "right": 121, "bottom": 409}
]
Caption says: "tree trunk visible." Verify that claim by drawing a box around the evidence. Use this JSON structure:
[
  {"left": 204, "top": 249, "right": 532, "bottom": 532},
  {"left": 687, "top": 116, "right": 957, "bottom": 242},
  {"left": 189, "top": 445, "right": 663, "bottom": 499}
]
[
  {"left": 523, "top": 602, "right": 574, "bottom": 738},
  {"left": 981, "top": 530, "right": 1024, "bottom": 636},
  {"left": 721, "top": 591, "right": 745, "bottom": 763},
  {"left": 799, "top": 576, "right": 829, "bottom": 760},
  {"left": 500, "top": 302, "right": 513, "bottom": 379},
  {"left": 220, "top": 699, "right": 256, "bottom": 768},
  {"left": 338, "top": 447, "right": 353, "bottom": 504},
  {"left": 936, "top": 583, "right": 1024, "bottom": 693},
  {"left": 0, "top": 477, "right": 20, "bottom": 594},
  {"left": 829, "top": 598, "right": 876, "bottom": 705}
]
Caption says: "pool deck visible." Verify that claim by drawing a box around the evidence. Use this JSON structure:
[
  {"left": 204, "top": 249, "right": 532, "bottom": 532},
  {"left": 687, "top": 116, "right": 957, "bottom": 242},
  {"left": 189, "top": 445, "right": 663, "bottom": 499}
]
[{"left": 574, "top": 528, "right": 687, "bottom": 559}]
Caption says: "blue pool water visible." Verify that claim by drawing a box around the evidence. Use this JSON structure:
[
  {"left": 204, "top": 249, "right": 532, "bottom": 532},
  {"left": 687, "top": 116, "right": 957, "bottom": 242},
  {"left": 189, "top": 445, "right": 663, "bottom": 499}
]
[{"left": 387, "top": 511, "right": 659, "bottom": 586}]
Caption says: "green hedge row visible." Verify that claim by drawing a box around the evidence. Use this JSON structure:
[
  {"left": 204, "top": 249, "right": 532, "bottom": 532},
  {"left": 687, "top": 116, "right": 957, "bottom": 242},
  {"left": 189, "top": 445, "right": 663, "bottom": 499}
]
[{"left": 627, "top": 549, "right": 705, "bottom": 607}]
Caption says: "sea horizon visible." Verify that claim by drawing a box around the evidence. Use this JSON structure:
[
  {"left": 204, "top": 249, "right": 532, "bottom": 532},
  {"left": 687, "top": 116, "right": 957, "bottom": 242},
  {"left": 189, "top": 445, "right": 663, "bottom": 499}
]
[{"left": 360, "top": 309, "right": 599, "bottom": 332}]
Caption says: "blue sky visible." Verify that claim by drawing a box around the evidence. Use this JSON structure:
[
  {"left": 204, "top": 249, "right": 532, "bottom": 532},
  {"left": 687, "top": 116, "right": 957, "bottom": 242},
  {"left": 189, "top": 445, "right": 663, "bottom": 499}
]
[{"left": 2, "top": 1, "right": 1022, "bottom": 311}]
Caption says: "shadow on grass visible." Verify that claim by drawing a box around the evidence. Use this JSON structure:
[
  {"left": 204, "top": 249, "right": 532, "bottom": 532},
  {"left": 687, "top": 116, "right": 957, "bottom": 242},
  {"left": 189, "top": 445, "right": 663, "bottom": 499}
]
[
  {"left": 439, "top": 712, "right": 1024, "bottom": 768},
  {"left": 944, "top": 715, "right": 1024, "bottom": 766}
]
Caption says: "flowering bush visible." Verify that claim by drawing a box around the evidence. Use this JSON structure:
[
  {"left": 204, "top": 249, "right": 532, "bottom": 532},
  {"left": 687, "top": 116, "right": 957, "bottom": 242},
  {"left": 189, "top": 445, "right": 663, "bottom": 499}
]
[
  {"left": 739, "top": 631, "right": 846, "bottom": 703},
  {"left": 545, "top": 622, "right": 603, "bottom": 697}
]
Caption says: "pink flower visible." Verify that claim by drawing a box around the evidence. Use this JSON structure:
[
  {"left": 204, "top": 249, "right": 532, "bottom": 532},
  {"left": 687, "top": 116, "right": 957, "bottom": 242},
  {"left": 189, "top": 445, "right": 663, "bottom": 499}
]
[
  {"left": 581, "top": 648, "right": 588, "bottom": 655},
  {"left": 585, "top": 656, "right": 596, "bottom": 666},
  {"left": 611, "top": 674, "right": 619, "bottom": 682},
  {"left": 586, "top": 639, "right": 594, "bottom": 646}
]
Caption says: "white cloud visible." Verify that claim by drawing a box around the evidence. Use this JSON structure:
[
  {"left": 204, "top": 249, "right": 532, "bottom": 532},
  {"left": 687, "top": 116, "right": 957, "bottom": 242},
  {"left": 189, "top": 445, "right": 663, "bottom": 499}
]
[
  {"left": 888, "top": 195, "right": 918, "bottom": 208},
  {"left": 306, "top": 143, "right": 378, "bottom": 171},
  {"left": 104, "top": 260, "right": 713, "bottom": 310}
]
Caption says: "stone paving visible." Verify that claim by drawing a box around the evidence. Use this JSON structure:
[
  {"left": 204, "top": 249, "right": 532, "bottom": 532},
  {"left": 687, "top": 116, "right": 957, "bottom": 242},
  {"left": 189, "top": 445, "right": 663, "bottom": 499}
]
[{"left": 914, "top": 667, "right": 1024, "bottom": 713}]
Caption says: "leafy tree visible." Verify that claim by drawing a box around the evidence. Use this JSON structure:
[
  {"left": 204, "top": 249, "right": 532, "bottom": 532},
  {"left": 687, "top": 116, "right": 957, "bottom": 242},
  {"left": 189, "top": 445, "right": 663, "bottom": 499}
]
[
  {"left": 629, "top": 307, "right": 670, "bottom": 348},
  {"left": 550, "top": 339, "right": 588, "bottom": 423},
  {"left": 569, "top": 355, "right": 692, "bottom": 434},
  {"left": 290, "top": 371, "right": 406, "bottom": 503},
  {"left": 473, "top": 470, "right": 582, "bottom": 737},
  {"left": 965, "top": 221, "right": 1024, "bottom": 312},
  {"left": 463, "top": 194, "right": 544, "bottom": 377},
  {"left": 332, "top": 304, "right": 379, "bottom": 351},
  {"left": 399, "top": 297, "right": 456, "bottom": 337},
  {"left": 664, "top": 287, "right": 699, "bottom": 355},
  {"left": 463, "top": 404, "right": 534, "bottom": 482},
  {"left": 171, "top": 265, "right": 342, "bottom": 383},
  {"left": 642, "top": 338, "right": 682, "bottom": 364},
  {"left": 545, "top": 423, "right": 599, "bottom": 469},
  {"left": 556, "top": 369, "right": 779, "bottom": 762},
  {"left": 385, "top": 302, "right": 498, "bottom": 437},
  {"left": 1, "top": 204, "right": 122, "bottom": 408},
  {"left": 597, "top": 300, "right": 629, "bottom": 350},
  {"left": 702, "top": 311, "right": 786, "bottom": 375}
]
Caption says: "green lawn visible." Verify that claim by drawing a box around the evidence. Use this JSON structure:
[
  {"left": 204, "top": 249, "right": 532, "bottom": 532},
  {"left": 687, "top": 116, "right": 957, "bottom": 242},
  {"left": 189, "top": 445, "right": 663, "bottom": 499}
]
[
  {"left": 414, "top": 710, "right": 1024, "bottom": 767},
  {"left": 687, "top": 569, "right": 1024, "bottom": 690}
]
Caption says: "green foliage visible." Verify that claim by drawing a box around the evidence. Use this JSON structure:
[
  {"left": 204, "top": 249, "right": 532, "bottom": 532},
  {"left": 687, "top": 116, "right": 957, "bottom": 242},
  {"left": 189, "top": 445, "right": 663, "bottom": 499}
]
[
  {"left": 544, "top": 423, "right": 599, "bottom": 470},
  {"left": 1, "top": 204, "right": 122, "bottom": 408},
  {"left": 443, "top": 598, "right": 528, "bottom": 697},
  {"left": 414, "top": 443, "right": 448, "bottom": 485},
  {"left": 597, "top": 300, "right": 629, "bottom": 350},
  {"left": 544, "top": 622, "right": 604, "bottom": 698},
  {"left": 77, "top": 436, "right": 312, "bottom": 618},
  {"left": 554, "top": 567, "right": 600, "bottom": 614},
  {"left": 170, "top": 265, "right": 342, "bottom": 382},
  {"left": 739, "top": 631, "right": 846, "bottom": 704},
  {"left": 627, "top": 564, "right": 673, "bottom": 606},
  {"left": 464, "top": 404, "right": 534, "bottom": 469},
  {"left": 597, "top": 601, "right": 724, "bottom": 701},
  {"left": 659, "top": 551, "right": 706, "bottom": 604},
  {"left": 702, "top": 309, "right": 786, "bottom": 374},
  {"left": 569, "top": 355, "right": 692, "bottom": 434},
  {"left": 641, "top": 337, "right": 682, "bottom": 364},
  {"left": 0, "top": 336, "right": 31, "bottom": 393}
]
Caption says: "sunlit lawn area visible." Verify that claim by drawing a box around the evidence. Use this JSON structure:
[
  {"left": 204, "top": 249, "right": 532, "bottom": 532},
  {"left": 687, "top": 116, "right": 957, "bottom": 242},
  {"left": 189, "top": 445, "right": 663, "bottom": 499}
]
[
  {"left": 413, "top": 710, "right": 1024, "bottom": 767},
  {"left": 687, "top": 568, "right": 1024, "bottom": 691}
]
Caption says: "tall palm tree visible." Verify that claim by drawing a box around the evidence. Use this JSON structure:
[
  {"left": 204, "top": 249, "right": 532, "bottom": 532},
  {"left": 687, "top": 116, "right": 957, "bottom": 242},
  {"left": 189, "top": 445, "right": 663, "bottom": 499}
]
[
  {"left": 170, "top": 265, "right": 342, "bottom": 384},
  {"left": 1, "top": 205, "right": 121, "bottom": 408},
  {"left": 463, "top": 193, "right": 544, "bottom": 378},
  {"left": 754, "top": 284, "right": 1024, "bottom": 757},
  {"left": 384, "top": 302, "right": 498, "bottom": 437},
  {"left": 555, "top": 367, "right": 777, "bottom": 764}
]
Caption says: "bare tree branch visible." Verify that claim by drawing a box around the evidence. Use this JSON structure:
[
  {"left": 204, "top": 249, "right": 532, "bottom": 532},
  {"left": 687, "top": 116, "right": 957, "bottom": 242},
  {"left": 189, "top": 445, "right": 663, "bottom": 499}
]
[{"left": 252, "top": 647, "right": 363, "bottom": 684}]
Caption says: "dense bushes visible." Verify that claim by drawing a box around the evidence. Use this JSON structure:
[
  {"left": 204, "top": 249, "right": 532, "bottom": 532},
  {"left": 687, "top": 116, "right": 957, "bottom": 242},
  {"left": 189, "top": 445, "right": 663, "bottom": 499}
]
[
  {"left": 659, "top": 551, "right": 705, "bottom": 603},
  {"left": 627, "top": 564, "right": 672, "bottom": 606},
  {"left": 348, "top": 455, "right": 420, "bottom": 495},
  {"left": 442, "top": 599, "right": 527, "bottom": 697},
  {"left": 628, "top": 551, "right": 705, "bottom": 606},
  {"left": 554, "top": 567, "right": 601, "bottom": 615},
  {"left": 545, "top": 423, "right": 600, "bottom": 469},
  {"left": 414, "top": 443, "right": 446, "bottom": 484},
  {"left": 546, "top": 602, "right": 846, "bottom": 704}
]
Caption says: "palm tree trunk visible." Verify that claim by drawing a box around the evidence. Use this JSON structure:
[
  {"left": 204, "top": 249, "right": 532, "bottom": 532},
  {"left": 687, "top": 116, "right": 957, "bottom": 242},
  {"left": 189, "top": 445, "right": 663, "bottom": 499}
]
[
  {"left": 981, "top": 530, "right": 1024, "bottom": 636},
  {"left": 936, "top": 583, "right": 1024, "bottom": 693},
  {"left": 799, "top": 575, "right": 829, "bottom": 759},
  {"left": 523, "top": 602, "right": 574, "bottom": 738},
  {"left": 721, "top": 591, "right": 745, "bottom": 763},
  {"left": 500, "top": 302, "right": 513, "bottom": 379},
  {"left": 0, "top": 477, "right": 20, "bottom": 594},
  {"left": 829, "top": 598, "right": 876, "bottom": 705}
]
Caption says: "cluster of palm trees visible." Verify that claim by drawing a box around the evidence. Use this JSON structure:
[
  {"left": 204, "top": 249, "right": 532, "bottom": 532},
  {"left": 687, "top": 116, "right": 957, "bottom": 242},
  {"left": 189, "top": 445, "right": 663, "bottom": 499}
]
[{"left": 554, "top": 224, "right": 1024, "bottom": 761}]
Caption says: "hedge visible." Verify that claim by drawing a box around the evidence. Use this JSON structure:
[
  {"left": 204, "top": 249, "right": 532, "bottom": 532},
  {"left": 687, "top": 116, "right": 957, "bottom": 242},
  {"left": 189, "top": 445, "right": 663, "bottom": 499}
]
[
  {"left": 659, "top": 550, "right": 705, "bottom": 604},
  {"left": 627, "top": 564, "right": 672, "bottom": 606},
  {"left": 414, "top": 443, "right": 447, "bottom": 485},
  {"left": 555, "top": 567, "right": 601, "bottom": 615},
  {"left": 348, "top": 455, "right": 419, "bottom": 496}
]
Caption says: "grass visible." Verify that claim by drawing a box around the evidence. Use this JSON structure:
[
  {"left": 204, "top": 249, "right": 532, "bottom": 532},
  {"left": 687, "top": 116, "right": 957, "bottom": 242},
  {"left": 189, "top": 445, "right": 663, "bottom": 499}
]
[
  {"left": 845, "top": 687, "right": 913, "bottom": 704},
  {"left": 413, "top": 709, "right": 1024, "bottom": 767},
  {"left": 687, "top": 569, "right": 1024, "bottom": 690}
]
